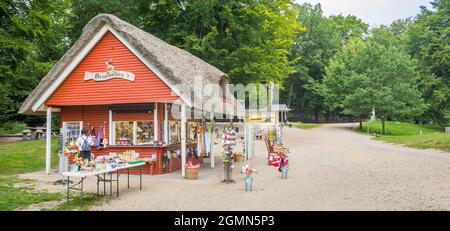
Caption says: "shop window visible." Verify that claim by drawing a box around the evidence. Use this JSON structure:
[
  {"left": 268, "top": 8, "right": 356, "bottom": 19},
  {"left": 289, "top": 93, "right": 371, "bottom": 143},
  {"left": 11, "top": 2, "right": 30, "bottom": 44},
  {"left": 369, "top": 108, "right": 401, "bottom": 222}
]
[
  {"left": 63, "top": 121, "right": 82, "bottom": 142},
  {"left": 187, "top": 122, "right": 200, "bottom": 143},
  {"left": 169, "top": 121, "right": 180, "bottom": 144},
  {"left": 136, "top": 121, "right": 153, "bottom": 145},
  {"left": 115, "top": 121, "right": 133, "bottom": 145}
]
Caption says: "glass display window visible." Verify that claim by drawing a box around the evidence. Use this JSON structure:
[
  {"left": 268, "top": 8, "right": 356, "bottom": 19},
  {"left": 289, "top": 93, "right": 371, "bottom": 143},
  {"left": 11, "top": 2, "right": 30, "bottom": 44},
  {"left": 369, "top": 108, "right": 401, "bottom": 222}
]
[
  {"left": 187, "top": 122, "right": 200, "bottom": 143},
  {"left": 63, "top": 121, "right": 82, "bottom": 142},
  {"left": 136, "top": 121, "right": 153, "bottom": 145},
  {"left": 115, "top": 121, "right": 133, "bottom": 145},
  {"left": 169, "top": 121, "right": 180, "bottom": 144}
]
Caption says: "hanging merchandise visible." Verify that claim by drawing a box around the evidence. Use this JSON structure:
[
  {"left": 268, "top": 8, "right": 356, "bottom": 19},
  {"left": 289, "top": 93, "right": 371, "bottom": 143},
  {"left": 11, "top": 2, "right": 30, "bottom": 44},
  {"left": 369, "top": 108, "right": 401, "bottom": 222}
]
[
  {"left": 94, "top": 124, "right": 102, "bottom": 149},
  {"left": 102, "top": 122, "right": 108, "bottom": 148},
  {"left": 222, "top": 127, "right": 237, "bottom": 183},
  {"left": 163, "top": 151, "right": 171, "bottom": 170},
  {"left": 204, "top": 131, "right": 210, "bottom": 156}
]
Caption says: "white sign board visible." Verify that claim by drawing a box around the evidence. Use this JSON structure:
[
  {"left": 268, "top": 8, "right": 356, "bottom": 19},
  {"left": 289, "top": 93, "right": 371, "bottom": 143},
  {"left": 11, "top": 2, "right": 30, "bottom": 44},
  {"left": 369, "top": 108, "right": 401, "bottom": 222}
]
[{"left": 84, "top": 70, "right": 135, "bottom": 82}]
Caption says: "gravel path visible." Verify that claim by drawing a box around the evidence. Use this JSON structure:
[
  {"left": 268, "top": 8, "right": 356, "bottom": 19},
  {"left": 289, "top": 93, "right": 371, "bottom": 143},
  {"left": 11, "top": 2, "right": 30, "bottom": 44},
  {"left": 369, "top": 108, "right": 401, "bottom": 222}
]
[{"left": 20, "top": 123, "right": 450, "bottom": 210}]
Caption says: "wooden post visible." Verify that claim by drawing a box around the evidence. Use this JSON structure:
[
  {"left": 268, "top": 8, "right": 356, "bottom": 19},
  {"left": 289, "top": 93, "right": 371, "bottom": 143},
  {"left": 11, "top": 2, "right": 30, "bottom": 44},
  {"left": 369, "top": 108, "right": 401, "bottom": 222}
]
[
  {"left": 46, "top": 107, "right": 52, "bottom": 175},
  {"left": 109, "top": 109, "right": 113, "bottom": 144},
  {"left": 181, "top": 103, "right": 186, "bottom": 177},
  {"left": 210, "top": 106, "right": 215, "bottom": 168},
  {"left": 164, "top": 103, "right": 168, "bottom": 144},
  {"left": 154, "top": 102, "right": 158, "bottom": 143}
]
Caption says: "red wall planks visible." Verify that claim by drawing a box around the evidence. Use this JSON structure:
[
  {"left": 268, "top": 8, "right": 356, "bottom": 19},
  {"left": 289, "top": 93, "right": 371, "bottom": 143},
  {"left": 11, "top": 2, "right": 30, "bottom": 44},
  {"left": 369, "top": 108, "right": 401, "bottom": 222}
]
[{"left": 46, "top": 31, "right": 178, "bottom": 106}]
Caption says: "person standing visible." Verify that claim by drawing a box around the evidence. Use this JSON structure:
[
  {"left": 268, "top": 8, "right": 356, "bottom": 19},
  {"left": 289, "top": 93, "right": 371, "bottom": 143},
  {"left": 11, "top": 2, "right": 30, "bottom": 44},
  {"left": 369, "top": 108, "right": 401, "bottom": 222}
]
[{"left": 75, "top": 129, "right": 93, "bottom": 161}]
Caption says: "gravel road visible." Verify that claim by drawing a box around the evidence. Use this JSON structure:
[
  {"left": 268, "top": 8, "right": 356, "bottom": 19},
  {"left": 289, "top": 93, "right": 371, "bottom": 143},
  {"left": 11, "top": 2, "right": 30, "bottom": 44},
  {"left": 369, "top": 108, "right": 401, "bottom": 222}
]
[{"left": 21, "top": 123, "right": 450, "bottom": 210}]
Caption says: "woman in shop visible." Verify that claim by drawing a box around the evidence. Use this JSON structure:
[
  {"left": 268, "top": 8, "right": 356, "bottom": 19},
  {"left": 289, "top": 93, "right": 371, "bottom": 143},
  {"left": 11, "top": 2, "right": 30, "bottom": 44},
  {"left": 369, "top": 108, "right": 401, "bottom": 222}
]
[{"left": 75, "top": 129, "right": 94, "bottom": 160}]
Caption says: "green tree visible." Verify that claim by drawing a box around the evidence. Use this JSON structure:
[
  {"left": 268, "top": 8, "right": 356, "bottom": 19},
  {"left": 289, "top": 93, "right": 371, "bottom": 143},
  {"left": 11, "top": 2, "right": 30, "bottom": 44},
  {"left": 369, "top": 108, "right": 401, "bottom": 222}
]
[
  {"left": 330, "top": 14, "right": 369, "bottom": 44},
  {"left": 404, "top": 0, "right": 450, "bottom": 125},
  {"left": 285, "top": 3, "right": 341, "bottom": 122},
  {"left": 285, "top": 3, "right": 367, "bottom": 122},
  {"left": 324, "top": 29, "right": 426, "bottom": 134},
  {"left": 68, "top": 0, "right": 143, "bottom": 43},
  {"left": 140, "top": 0, "right": 302, "bottom": 85},
  {"left": 0, "top": 0, "right": 71, "bottom": 124}
]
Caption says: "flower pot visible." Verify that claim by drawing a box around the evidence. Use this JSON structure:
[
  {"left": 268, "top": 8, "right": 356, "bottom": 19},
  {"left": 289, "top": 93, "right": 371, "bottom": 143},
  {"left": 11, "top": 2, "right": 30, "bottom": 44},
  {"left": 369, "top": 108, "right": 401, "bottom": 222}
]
[
  {"left": 281, "top": 166, "right": 288, "bottom": 179},
  {"left": 245, "top": 176, "right": 253, "bottom": 192},
  {"left": 185, "top": 167, "right": 199, "bottom": 180}
]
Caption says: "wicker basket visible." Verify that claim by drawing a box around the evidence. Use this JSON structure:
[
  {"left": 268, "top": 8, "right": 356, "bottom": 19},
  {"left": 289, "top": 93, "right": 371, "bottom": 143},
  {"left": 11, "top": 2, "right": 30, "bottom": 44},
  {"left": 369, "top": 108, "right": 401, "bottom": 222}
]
[
  {"left": 234, "top": 154, "right": 243, "bottom": 162},
  {"left": 185, "top": 167, "right": 199, "bottom": 180}
]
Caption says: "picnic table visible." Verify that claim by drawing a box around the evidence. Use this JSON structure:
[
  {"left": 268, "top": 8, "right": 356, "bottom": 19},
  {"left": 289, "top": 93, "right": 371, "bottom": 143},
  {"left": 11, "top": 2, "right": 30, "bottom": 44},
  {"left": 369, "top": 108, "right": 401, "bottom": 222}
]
[{"left": 62, "top": 162, "right": 145, "bottom": 203}]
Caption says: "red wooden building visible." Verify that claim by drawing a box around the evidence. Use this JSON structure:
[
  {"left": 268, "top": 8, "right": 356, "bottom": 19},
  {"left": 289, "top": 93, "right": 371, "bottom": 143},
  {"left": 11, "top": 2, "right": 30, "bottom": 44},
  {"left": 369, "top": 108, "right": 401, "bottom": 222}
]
[{"left": 19, "top": 14, "right": 235, "bottom": 176}]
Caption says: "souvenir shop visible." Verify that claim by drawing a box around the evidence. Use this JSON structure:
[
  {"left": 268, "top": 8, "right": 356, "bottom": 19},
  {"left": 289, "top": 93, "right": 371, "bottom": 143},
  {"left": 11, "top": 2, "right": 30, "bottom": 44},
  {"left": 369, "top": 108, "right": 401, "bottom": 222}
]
[{"left": 18, "top": 14, "right": 234, "bottom": 177}]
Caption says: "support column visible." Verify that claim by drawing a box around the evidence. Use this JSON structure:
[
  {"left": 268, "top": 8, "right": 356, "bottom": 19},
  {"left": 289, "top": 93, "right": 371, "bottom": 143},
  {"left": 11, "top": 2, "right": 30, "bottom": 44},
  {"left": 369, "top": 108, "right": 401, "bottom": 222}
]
[
  {"left": 181, "top": 103, "right": 186, "bottom": 177},
  {"left": 46, "top": 107, "right": 52, "bottom": 175},
  {"left": 108, "top": 109, "right": 113, "bottom": 144},
  {"left": 210, "top": 108, "right": 215, "bottom": 168},
  {"left": 164, "top": 103, "right": 168, "bottom": 144},
  {"left": 154, "top": 103, "right": 158, "bottom": 143}
]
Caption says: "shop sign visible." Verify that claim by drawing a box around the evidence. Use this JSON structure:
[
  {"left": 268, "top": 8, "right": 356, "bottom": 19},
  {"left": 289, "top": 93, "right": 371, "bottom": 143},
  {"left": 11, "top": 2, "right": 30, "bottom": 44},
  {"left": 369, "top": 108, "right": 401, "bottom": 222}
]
[{"left": 84, "top": 60, "right": 135, "bottom": 82}]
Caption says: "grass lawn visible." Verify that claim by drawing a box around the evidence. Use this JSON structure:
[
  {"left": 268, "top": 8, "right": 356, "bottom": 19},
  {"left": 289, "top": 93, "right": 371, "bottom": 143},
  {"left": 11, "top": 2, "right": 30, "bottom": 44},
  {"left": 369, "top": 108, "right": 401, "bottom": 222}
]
[
  {"left": 290, "top": 122, "right": 321, "bottom": 129},
  {"left": 0, "top": 138, "right": 102, "bottom": 210},
  {"left": 0, "top": 176, "right": 63, "bottom": 211},
  {"left": 356, "top": 120, "right": 449, "bottom": 152},
  {"left": 0, "top": 138, "right": 59, "bottom": 175}
]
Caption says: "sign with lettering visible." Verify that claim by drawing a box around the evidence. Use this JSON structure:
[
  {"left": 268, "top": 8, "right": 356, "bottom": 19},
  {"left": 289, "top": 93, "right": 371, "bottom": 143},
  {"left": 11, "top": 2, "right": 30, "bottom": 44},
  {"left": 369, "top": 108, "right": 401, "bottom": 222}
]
[{"left": 84, "top": 60, "right": 135, "bottom": 82}]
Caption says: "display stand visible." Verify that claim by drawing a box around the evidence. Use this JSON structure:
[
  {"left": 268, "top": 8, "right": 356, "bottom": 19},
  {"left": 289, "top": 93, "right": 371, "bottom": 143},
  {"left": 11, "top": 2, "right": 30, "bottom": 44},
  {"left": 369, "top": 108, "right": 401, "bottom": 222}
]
[{"left": 222, "top": 127, "right": 236, "bottom": 183}]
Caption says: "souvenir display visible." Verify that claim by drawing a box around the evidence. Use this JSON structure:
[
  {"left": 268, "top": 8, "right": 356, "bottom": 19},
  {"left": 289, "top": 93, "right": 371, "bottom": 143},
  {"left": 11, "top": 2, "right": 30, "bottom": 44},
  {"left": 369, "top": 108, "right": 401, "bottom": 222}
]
[
  {"left": 222, "top": 127, "right": 237, "bottom": 183},
  {"left": 69, "top": 149, "right": 143, "bottom": 173},
  {"left": 64, "top": 141, "right": 78, "bottom": 157}
]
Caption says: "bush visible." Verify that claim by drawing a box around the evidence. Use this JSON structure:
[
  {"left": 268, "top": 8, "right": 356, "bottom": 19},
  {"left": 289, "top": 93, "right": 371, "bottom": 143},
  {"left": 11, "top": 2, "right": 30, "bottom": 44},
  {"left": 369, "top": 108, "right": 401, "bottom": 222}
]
[{"left": 0, "top": 122, "right": 27, "bottom": 135}]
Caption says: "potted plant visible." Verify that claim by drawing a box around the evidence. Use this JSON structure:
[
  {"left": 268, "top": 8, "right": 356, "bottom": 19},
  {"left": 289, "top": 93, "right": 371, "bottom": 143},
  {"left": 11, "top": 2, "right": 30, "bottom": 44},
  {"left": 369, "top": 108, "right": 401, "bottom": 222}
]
[
  {"left": 241, "top": 164, "right": 257, "bottom": 192},
  {"left": 185, "top": 160, "right": 200, "bottom": 180}
]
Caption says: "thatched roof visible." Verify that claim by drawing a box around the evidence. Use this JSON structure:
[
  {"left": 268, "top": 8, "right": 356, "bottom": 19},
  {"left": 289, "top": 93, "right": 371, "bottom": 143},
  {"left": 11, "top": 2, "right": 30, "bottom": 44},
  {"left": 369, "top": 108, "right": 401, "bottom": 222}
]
[{"left": 19, "top": 14, "right": 233, "bottom": 115}]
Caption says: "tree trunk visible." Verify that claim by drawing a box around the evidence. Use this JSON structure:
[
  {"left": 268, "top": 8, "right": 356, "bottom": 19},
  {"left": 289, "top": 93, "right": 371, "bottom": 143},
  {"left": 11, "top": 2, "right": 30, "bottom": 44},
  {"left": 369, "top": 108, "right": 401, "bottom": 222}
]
[
  {"left": 314, "top": 107, "right": 319, "bottom": 123},
  {"left": 359, "top": 118, "right": 363, "bottom": 130},
  {"left": 381, "top": 117, "right": 386, "bottom": 135},
  {"left": 286, "top": 78, "right": 295, "bottom": 109}
]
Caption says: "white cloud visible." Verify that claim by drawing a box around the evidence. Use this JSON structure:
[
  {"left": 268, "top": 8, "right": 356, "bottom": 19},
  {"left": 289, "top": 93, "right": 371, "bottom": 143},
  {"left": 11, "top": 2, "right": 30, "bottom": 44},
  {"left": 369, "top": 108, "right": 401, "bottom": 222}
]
[{"left": 296, "top": 0, "right": 433, "bottom": 26}]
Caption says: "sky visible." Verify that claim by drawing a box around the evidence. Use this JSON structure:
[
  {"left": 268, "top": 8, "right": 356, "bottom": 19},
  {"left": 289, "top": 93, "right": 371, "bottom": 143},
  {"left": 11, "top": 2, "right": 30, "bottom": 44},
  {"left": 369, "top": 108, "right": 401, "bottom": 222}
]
[{"left": 296, "top": 0, "right": 433, "bottom": 26}]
